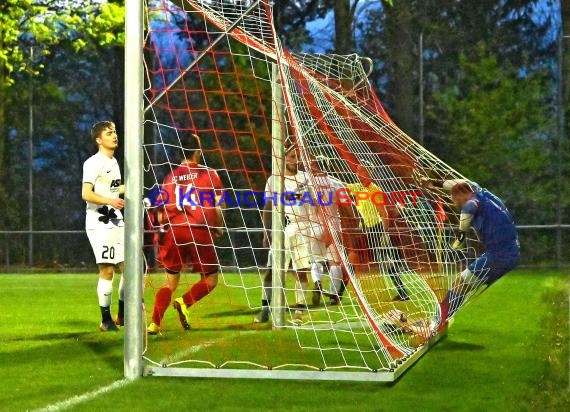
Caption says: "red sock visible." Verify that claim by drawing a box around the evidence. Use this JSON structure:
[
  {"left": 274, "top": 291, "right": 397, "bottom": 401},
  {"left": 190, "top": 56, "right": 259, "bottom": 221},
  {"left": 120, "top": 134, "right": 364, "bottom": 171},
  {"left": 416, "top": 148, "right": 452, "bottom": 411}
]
[
  {"left": 182, "top": 279, "right": 214, "bottom": 306},
  {"left": 152, "top": 287, "right": 173, "bottom": 325}
]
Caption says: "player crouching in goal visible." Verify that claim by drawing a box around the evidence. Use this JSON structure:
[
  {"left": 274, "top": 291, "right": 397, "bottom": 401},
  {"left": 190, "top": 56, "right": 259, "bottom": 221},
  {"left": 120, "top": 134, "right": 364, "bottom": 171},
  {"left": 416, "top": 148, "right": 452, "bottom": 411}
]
[
  {"left": 439, "top": 180, "right": 520, "bottom": 325},
  {"left": 82, "top": 121, "right": 125, "bottom": 332},
  {"left": 388, "top": 179, "right": 520, "bottom": 338},
  {"left": 147, "top": 133, "right": 224, "bottom": 335}
]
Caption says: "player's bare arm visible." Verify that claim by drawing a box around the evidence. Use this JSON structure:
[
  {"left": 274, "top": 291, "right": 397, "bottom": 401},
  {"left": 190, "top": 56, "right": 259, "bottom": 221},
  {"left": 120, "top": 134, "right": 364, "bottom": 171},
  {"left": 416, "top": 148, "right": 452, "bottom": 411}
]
[{"left": 82, "top": 182, "right": 125, "bottom": 210}]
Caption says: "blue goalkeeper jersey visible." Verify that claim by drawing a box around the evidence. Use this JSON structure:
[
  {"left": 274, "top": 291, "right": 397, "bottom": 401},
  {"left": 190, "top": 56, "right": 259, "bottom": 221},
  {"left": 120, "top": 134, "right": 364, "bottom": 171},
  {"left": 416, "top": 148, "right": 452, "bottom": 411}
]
[{"left": 462, "top": 185, "right": 519, "bottom": 257}]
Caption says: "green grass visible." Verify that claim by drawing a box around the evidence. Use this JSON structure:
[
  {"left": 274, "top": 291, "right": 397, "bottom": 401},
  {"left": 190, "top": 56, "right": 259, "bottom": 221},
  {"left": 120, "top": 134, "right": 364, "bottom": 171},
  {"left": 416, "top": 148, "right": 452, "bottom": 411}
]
[{"left": 0, "top": 270, "right": 568, "bottom": 411}]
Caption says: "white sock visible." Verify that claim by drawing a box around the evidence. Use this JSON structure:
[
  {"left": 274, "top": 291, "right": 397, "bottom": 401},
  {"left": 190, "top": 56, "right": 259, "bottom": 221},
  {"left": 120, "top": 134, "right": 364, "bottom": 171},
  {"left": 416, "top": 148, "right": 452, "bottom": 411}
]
[
  {"left": 97, "top": 278, "right": 113, "bottom": 307},
  {"left": 294, "top": 279, "right": 308, "bottom": 306},
  {"left": 118, "top": 275, "right": 125, "bottom": 301},
  {"left": 310, "top": 262, "right": 323, "bottom": 284},
  {"left": 329, "top": 265, "right": 343, "bottom": 294}
]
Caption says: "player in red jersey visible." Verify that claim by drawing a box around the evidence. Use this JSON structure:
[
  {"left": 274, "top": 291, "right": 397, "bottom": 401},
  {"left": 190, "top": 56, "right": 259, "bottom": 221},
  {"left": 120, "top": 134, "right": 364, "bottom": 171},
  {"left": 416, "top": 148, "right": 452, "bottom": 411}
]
[{"left": 147, "top": 133, "right": 224, "bottom": 334}]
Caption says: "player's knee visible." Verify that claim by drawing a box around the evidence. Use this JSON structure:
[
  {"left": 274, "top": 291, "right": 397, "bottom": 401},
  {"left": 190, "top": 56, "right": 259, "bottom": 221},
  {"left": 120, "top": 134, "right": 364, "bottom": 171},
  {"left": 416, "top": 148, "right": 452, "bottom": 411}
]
[{"left": 98, "top": 265, "right": 115, "bottom": 280}]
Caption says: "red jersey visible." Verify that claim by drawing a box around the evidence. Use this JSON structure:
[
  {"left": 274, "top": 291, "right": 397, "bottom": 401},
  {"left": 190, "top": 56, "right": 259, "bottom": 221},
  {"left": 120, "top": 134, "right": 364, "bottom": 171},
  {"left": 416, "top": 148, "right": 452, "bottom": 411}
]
[{"left": 161, "top": 161, "right": 223, "bottom": 228}]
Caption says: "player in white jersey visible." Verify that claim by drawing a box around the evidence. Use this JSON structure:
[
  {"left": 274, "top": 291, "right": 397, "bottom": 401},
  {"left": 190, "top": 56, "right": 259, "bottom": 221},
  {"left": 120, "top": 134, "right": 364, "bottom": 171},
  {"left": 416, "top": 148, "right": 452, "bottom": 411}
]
[
  {"left": 255, "top": 147, "right": 328, "bottom": 324},
  {"left": 309, "top": 159, "right": 348, "bottom": 306},
  {"left": 82, "top": 121, "right": 125, "bottom": 332}
]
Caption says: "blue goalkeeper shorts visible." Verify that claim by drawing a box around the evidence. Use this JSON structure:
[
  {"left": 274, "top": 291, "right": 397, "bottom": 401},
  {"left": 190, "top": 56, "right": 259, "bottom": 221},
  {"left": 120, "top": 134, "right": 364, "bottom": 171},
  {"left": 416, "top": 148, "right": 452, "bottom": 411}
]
[{"left": 468, "top": 251, "right": 520, "bottom": 286}]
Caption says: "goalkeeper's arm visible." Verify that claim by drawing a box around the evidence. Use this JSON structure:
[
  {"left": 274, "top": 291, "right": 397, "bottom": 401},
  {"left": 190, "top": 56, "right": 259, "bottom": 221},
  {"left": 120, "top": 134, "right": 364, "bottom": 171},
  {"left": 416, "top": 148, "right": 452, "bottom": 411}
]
[
  {"left": 452, "top": 212, "right": 473, "bottom": 250},
  {"left": 418, "top": 177, "right": 468, "bottom": 192}
]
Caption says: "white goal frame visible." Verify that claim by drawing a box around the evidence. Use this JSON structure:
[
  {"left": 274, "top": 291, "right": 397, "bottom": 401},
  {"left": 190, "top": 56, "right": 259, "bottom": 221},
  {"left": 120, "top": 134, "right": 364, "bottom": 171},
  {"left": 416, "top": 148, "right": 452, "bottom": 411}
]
[{"left": 123, "top": 0, "right": 448, "bottom": 382}]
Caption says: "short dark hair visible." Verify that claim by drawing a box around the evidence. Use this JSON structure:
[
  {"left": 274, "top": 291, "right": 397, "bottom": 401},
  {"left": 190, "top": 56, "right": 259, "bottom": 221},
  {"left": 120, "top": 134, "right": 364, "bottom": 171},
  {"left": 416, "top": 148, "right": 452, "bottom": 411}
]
[
  {"left": 180, "top": 132, "right": 201, "bottom": 158},
  {"left": 91, "top": 121, "right": 115, "bottom": 142}
]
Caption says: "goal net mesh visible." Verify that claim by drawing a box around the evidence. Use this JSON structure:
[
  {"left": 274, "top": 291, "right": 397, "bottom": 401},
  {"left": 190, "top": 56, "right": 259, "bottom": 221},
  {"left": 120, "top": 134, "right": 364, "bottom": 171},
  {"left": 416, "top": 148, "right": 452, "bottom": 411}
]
[{"left": 141, "top": 0, "right": 484, "bottom": 375}]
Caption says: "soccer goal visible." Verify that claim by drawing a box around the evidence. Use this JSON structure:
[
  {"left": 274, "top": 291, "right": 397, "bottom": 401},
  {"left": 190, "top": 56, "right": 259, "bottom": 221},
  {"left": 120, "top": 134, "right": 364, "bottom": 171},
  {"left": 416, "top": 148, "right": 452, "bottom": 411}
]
[{"left": 124, "top": 0, "right": 477, "bottom": 382}]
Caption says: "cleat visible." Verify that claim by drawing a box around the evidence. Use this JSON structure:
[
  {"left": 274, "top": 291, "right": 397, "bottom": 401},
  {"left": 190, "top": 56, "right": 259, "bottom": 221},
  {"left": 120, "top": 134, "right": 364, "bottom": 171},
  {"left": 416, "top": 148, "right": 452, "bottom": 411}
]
[
  {"left": 99, "top": 320, "right": 119, "bottom": 332},
  {"left": 147, "top": 322, "right": 160, "bottom": 335},
  {"left": 312, "top": 281, "right": 322, "bottom": 306},
  {"left": 173, "top": 298, "right": 191, "bottom": 330},
  {"left": 254, "top": 308, "right": 270, "bottom": 323},
  {"left": 114, "top": 316, "right": 124, "bottom": 327}
]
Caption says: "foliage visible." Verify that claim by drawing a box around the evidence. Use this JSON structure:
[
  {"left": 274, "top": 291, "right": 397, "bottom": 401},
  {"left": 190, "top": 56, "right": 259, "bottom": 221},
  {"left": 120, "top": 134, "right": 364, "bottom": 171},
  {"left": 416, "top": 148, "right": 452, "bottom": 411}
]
[{"left": 430, "top": 45, "right": 557, "bottom": 223}]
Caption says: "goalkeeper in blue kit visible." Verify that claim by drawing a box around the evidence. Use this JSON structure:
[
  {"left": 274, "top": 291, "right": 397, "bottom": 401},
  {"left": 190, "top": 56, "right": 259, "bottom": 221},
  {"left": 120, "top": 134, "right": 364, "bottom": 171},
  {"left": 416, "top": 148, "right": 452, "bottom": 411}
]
[{"left": 439, "top": 180, "right": 520, "bottom": 324}]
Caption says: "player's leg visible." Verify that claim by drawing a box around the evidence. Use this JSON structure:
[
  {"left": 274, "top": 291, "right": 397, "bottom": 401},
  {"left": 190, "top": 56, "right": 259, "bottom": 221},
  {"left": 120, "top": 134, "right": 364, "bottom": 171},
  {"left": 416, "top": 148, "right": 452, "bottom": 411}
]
[
  {"left": 255, "top": 267, "right": 272, "bottom": 323},
  {"left": 96, "top": 263, "right": 118, "bottom": 331},
  {"left": 173, "top": 229, "right": 219, "bottom": 330},
  {"left": 148, "top": 271, "right": 181, "bottom": 334},
  {"left": 291, "top": 269, "right": 309, "bottom": 324},
  {"left": 307, "top": 224, "right": 329, "bottom": 306},
  {"left": 376, "top": 226, "right": 409, "bottom": 301},
  {"left": 310, "top": 261, "right": 324, "bottom": 306},
  {"left": 173, "top": 271, "right": 218, "bottom": 330},
  {"left": 439, "top": 251, "right": 518, "bottom": 326},
  {"left": 87, "top": 227, "right": 121, "bottom": 332},
  {"left": 326, "top": 261, "right": 344, "bottom": 305},
  {"left": 148, "top": 226, "right": 184, "bottom": 334},
  {"left": 321, "top": 242, "right": 344, "bottom": 305}
]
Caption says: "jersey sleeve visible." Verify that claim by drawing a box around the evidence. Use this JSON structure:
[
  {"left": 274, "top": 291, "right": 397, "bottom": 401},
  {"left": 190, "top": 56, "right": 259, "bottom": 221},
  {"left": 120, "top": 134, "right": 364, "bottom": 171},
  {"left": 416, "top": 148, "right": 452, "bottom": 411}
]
[
  {"left": 462, "top": 198, "right": 479, "bottom": 215},
  {"left": 82, "top": 157, "right": 99, "bottom": 185}
]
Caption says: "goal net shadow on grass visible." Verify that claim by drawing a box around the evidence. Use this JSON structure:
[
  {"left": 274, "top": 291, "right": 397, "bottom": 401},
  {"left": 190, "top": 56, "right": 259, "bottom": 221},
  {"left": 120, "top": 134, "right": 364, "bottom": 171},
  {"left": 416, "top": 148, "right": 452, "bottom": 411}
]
[{"left": 139, "top": 0, "right": 478, "bottom": 381}]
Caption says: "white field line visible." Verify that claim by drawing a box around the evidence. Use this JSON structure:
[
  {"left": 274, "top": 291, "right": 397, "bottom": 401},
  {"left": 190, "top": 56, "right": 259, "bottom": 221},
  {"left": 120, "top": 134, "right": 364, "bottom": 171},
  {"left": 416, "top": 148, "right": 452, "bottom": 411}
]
[
  {"left": 30, "top": 379, "right": 130, "bottom": 412},
  {"left": 34, "top": 329, "right": 257, "bottom": 411}
]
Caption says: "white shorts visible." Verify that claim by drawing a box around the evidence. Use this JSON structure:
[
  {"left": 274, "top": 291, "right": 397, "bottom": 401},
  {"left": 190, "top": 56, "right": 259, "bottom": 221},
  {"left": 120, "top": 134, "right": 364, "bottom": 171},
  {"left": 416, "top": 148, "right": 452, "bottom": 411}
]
[
  {"left": 87, "top": 225, "right": 124, "bottom": 265},
  {"left": 284, "top": 222, "right": 328, "bottom": 271}
]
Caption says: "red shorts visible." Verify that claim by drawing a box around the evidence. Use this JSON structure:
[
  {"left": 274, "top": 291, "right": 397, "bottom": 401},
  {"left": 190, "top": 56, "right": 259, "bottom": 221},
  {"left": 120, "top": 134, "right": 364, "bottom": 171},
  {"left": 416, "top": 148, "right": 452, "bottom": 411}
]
[{"left": 157, "top": 226, "right": 218, "bottom": 274}]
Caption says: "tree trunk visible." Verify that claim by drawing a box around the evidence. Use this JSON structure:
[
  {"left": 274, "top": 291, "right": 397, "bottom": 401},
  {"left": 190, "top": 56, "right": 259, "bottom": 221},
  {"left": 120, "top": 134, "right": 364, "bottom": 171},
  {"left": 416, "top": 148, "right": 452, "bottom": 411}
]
[
  {"left": 334, "top": 0, "right": 353, "bottom": 54},
  {"left": 109, "top": 45, "right": 125, "bottom": 165},
  {"left": 562, "top": 0, "right": 570, "bottom": 115},
  {"left": 0, "top": 30, "right": 7, "bottom": 230},
  {"left": 383, "top": 0, "right": 416, "bottom": 136}
]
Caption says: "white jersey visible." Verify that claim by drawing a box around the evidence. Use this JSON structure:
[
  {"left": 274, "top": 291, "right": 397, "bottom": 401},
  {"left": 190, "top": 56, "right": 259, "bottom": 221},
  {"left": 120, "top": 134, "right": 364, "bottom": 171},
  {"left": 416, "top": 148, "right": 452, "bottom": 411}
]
[
  {"left": 82, "top": 152, "right": 123, "bottom": 229},
  {"left": 265, "top": 171, "right": 319, "bottom": 226},
  {"left": 313, "top": 174, "right": 344, "bottom": 231}
]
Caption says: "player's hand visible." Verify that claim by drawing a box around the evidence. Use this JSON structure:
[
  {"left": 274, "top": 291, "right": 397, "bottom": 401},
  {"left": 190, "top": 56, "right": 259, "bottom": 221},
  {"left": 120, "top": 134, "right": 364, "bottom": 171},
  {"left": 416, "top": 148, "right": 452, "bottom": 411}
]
[
  {"left": 451, "top": 232, "right": 466, "bottom": 250},
  {"left": 110, "top": 198, "right": 125, "bottom": 210}
]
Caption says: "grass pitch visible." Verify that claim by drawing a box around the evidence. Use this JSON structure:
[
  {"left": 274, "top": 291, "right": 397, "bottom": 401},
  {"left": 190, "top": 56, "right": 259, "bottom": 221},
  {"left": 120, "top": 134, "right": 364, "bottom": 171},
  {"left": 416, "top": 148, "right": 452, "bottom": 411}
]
[{"left": 0, "top": 269, "right": 568, "bottom": 411}]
